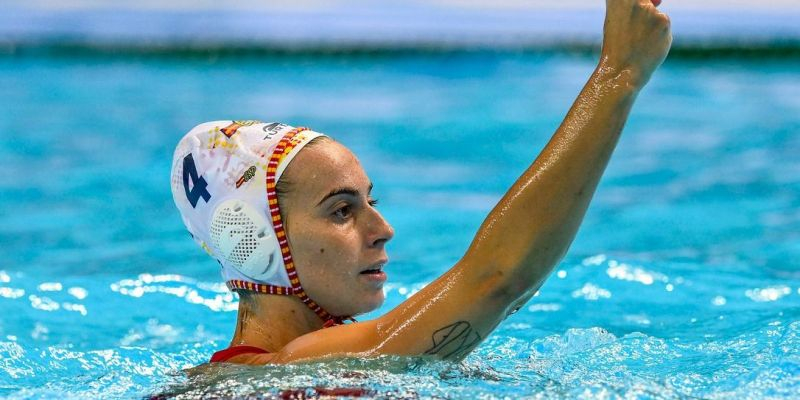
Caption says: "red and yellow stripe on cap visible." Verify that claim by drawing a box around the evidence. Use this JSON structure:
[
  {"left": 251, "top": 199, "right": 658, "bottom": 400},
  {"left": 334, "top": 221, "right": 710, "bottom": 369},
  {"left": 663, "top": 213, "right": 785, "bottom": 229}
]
[{"left": 227, "top": 126, "right": 355, "bottom": 327}]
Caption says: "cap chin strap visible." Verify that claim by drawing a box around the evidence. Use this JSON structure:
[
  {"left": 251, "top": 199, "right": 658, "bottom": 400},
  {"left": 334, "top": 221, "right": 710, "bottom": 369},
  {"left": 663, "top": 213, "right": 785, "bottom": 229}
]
[
  {"left": 226, "top": 279, "right": 356, "bottom": 327},
  {"left": 226, "top": 127, "right": 355, "bottom": 328}
]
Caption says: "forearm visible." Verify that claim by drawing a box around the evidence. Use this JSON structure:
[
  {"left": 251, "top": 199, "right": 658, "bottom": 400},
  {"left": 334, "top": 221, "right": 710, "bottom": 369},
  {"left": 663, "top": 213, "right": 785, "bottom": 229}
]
[{"left": 464, "top": 59, "right": 641, "bottom": 295}]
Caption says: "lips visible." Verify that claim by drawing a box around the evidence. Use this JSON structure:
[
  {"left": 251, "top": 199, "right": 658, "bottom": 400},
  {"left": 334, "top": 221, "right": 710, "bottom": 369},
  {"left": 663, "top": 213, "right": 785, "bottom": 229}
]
[{"left": 359, "top": 260, "right": 387, "bottom": 275}]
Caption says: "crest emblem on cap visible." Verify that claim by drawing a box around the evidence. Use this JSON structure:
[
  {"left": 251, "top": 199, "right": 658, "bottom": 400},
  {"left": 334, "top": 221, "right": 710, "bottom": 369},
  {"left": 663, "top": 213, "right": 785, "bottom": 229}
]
[{"left": 221, "top": 120, "right": 261, "bottom": 138}]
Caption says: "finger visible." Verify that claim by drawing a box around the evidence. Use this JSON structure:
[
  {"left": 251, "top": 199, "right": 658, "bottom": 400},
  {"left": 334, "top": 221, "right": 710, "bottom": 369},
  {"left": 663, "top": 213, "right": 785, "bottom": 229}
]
[
  {"left": 643, "top": 1, "right": 670, "bottom": 21},
  {"left": 636, "top": 0, "right": 661, "bottom": 7},
  {"left": 644, "top": 2, "right": 671, "bottom": 25}
]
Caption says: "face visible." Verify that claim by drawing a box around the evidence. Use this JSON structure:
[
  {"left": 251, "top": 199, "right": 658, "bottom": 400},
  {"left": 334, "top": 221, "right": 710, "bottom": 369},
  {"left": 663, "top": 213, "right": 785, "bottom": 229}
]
[{"left": 279, "top": 140, "right": 394, "bottom": 317}]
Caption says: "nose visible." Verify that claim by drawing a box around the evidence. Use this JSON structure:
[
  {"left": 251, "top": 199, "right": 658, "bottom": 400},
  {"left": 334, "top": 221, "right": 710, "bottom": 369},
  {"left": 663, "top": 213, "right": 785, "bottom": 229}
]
[{"left": 365, "top": 207, "right": 394, "bottom": 249}]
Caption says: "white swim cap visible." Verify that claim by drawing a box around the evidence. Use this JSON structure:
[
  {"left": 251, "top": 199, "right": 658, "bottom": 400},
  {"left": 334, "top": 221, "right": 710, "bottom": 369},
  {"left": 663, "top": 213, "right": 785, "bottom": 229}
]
[{"left": 170, "top": 120, "right": 351, "bottom": 326}]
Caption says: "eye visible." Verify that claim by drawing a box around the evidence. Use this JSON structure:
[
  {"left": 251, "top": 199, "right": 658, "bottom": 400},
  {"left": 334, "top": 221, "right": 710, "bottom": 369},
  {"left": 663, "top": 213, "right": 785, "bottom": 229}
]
[
  {"left": 333, "top": 205, "right": 352, "bottom": 220},
  {"left": 368, "top": 198, "right": 379, "bottom": 207}
]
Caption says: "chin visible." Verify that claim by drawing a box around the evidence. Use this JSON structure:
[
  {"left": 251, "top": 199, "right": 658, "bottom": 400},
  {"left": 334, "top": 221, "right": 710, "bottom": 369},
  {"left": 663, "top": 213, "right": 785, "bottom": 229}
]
[{"left": 350, "top": 291, "right": 386, "bottom": 316}]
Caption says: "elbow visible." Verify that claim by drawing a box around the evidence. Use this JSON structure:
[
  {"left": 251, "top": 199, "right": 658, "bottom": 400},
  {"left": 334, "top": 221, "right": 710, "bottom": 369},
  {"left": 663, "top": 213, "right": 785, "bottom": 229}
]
[
  {"left": 476, "top": 265, "right": 530, "bottom": 305},
  {"left": 461, "top": 234, "right": 574, "bottom": 307},
  {"left": 467, "top": 264, "right": 519, "bottom": 306},
  {"left": 485, "top": 246, "right": 570, "bottom": 302}
]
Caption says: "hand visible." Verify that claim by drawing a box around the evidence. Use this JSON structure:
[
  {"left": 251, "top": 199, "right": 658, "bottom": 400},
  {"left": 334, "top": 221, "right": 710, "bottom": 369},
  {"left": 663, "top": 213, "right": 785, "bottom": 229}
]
[{"left": 600, "top": 0, "right": 672, "bottom": 88}]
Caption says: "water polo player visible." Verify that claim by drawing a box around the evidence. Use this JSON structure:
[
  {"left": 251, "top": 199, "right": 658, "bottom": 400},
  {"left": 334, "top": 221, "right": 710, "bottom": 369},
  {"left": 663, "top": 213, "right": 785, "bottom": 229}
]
[{"left": 170, "top": 0, "right": 671, "bottom": 365}]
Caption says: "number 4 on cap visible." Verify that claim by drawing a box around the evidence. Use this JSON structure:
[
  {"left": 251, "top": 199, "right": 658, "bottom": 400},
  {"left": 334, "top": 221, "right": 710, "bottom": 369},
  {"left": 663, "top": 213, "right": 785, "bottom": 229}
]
[{"left": 182, "top": 153, "right": 211, "bottom": 208}]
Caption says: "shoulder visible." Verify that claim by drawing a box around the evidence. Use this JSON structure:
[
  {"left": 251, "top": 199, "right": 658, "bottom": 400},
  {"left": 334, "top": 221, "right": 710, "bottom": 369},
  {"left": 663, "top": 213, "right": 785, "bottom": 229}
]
[
  {"left": 228, "top": 352, "right": 280, "bottom": 365},
  {"left": 272, "top": 320, "right": 381, "bottom": 363},
  {"left": 204, "top": 352, "right": 280, "bottom": 366}
]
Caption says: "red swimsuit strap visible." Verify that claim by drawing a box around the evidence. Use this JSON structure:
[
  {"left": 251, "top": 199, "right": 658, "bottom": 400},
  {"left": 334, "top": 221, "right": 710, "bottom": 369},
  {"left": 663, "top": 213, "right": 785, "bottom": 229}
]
[{"left": 210, "top": 345, "right": 270, "bottom": 363}]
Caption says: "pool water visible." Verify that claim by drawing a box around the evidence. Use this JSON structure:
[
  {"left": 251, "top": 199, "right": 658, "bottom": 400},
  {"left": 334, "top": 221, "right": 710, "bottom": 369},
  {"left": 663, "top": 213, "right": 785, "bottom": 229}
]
[{"left": 1, "top": 52, "right": 799, "bottom": 399}]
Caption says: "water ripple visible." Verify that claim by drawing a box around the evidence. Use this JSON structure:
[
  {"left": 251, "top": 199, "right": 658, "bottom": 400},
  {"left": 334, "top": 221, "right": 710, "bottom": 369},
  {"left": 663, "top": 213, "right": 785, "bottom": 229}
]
[
  {"left": 110, "top": 274, "right": 237, "bottom": 312},
  {"left": 0, "top": 320, "right": 797, "bottom": 398},
  {"left": 745, "top": 285, "right": 793, "bottom": 302}
]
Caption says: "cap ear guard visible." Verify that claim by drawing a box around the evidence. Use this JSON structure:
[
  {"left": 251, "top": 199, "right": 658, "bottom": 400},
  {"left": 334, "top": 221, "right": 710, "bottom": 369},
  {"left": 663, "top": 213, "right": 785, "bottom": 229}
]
[{"left": 210, "top": 199, "right": 281, "bottom": 281}]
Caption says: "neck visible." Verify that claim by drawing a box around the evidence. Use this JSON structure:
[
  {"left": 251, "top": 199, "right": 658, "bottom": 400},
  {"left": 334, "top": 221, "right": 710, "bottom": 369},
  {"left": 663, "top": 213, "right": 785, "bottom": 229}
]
[{"left": 229, "top": 292, "right": 324, "bottom": 352}]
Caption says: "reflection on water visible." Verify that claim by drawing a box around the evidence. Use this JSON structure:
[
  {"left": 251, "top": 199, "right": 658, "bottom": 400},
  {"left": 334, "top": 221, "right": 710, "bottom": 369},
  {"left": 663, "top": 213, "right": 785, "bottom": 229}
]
[{"left": 111, "top": 274, "right": 237, "bottom": 312}]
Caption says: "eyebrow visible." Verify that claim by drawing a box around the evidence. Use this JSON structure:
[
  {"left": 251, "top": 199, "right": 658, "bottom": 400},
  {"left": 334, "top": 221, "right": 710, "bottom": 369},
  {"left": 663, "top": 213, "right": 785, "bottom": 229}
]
[{"left": 317, "top": 183, "right": 373, "bottom": 206}]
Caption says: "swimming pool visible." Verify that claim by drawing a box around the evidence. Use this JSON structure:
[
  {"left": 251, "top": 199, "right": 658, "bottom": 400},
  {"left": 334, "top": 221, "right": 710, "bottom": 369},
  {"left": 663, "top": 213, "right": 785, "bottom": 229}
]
[{"left": 1, "top": 51, "right": 798, "bottom": 398}]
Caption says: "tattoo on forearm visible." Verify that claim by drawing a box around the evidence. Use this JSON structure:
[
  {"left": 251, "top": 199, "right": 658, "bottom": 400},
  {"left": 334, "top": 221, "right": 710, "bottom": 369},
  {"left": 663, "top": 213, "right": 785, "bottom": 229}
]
[{"left": 424, "top": 321, "right": 482, "bottom": 360}]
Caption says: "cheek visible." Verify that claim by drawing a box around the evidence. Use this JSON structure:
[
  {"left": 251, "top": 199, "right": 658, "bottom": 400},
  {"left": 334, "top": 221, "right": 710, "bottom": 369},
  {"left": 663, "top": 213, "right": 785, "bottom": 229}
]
[
  {"left": 291, "top": 223, "right": 359, "bottom": 273},
  {"left": 317, "top": 238, "right": 359, "bottom": 269}
]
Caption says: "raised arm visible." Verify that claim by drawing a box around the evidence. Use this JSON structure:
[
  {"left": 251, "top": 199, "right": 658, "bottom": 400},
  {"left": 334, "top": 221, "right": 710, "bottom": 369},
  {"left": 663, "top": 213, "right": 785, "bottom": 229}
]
[
  {"left": 460, "top": 0, "right": 673, "bottom": 303},
  {"left": 271, "top": 0, "right": 672, "bottom": 364}
]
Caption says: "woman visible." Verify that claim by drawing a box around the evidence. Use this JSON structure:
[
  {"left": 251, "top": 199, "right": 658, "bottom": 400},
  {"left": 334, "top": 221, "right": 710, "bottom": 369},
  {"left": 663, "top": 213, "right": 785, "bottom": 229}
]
[{"left": 171, "top": 0, "right": 671, "bottom": 365}]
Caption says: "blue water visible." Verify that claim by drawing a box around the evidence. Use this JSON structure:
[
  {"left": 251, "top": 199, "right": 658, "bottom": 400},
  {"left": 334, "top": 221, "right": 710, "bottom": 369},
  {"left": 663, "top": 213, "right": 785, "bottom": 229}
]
[{"left": 1, "top": 52, "right": 799, "bottom": 399}]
